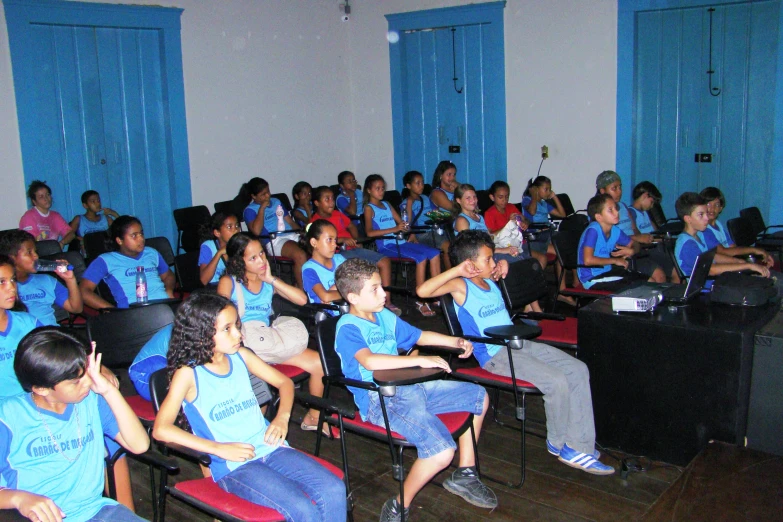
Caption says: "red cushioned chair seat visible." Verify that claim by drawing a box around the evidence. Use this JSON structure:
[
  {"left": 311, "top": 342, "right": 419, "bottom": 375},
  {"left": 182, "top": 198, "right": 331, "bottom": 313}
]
[
  {"left": 171, "top": 453, "right": 343, "bottom": 522},
  {"left": 271, "top": 363, "right": 308, "bottom": 381},
  {"left": 455, "top": 367, "right": 539, "bottom": 391},
  {"left": 388, "top": 257, "right": 416, "bottom": 264},
  {"left": 537, "top": 317, "right": 577, "bottom": 347},
  {"left": 125, "top": 395, "right": 156, "bottom": 423},
  {"left": 546, "top": 253, "right": 557, "bottom": 264},
  {"left": 560, "top": 287, "right": 613, "bottom": 297},
  {"left": 333, "top": 411, "right": 471, "bottom": 442}
]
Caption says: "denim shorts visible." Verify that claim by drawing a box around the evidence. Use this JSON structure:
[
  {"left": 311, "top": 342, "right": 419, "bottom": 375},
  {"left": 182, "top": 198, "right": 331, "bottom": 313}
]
[
  {"left": 366, "top": 380, "right": 486, "bottom": 459},
  {"left": 341, "top": 246, "right": 386, "bottom": 264}
]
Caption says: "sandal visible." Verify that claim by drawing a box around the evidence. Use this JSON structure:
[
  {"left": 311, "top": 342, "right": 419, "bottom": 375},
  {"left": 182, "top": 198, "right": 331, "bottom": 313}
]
[
  {"left": 387, "top": 304, "right": 403, "bottom": 317},
  {"left": 301, "top": 413, "right": 339, "bottom": 438},
  {"left": 415, "top": 301, "right": 436, "bottom": 317}
]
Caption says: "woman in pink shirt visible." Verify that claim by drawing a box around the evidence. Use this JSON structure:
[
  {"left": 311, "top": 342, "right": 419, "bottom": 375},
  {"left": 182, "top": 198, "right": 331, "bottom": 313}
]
[{"left": 18, "top": 180, "right": 75, "bottom": 249}]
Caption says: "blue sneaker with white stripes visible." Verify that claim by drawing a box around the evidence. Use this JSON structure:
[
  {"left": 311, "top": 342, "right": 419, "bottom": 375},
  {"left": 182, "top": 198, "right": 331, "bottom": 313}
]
[
  {"left": 546, "top": 440, "right": 601, "bottom": 459},
  {"left": 557, "top": 444, "right": 614, "bottom": 475}
]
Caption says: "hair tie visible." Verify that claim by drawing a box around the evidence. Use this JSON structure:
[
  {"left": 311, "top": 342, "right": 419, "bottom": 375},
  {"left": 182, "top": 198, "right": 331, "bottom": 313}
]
[{"left": 305, "top": 222, "right": 313, "bottom": 233}]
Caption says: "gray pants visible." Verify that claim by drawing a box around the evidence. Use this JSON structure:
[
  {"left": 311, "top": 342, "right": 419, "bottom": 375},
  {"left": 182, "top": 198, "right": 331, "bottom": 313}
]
[{"left": 483, "top": 340, "right": 596, "bottom": 455}]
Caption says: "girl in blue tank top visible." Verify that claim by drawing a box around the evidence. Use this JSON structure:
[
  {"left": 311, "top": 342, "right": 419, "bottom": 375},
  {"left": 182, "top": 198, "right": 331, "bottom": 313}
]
[
  {"left": 152, "top": 294, "right": 346, "bottom": 522},
  {"left": 199, "top": 211, "right": 240, "bottom": 286},
  {"left": 301, "top": 220, "right": 346, "bottom": 315},
  {"left": 217, "top": 233, "right": 329, "bottom": 434},
  {"left": 453, "top": 184, "right": 523, "bottom": 263},
  {"left": 430, "top": 160, "right": 458, "bottom": 213}
]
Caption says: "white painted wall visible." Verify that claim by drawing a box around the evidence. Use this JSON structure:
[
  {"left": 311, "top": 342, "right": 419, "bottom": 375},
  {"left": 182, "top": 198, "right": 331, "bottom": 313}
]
[{"left": 0, "top": 0, "right": 617, "bottom": 230}]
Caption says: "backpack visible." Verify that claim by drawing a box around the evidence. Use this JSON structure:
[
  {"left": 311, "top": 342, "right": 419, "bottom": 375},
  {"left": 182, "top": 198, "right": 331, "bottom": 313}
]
[{"left": 710, "top": 272, "right": 776, "bottom": 306}]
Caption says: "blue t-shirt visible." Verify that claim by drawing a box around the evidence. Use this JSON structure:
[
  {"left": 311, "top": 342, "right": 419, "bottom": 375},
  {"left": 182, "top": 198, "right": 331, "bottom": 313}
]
[
  {"left": 675, "top": 232, "right": 710, "bottom": 278},
  {"left": 335, "top": 191, "right": 365, "bottom": 220},
  {"left": 431, "top": 187, "right": 454, "bottom": 212},
  {"left": 0, "top": 312, "right": 42, "bottom": 398},
  {"left": 243, "top": 199, "right": 296, "bottom": 240},
  {"left": 369, "top": 201, "right": 405, "bottom": 250},
  {"left": 76, "top": 213, "right": 109, "bottom": 237},
  {"left": 229, "top": 278, "right": 273, "bottom": 325},
  {"left": 455, "top": 212, "right": 488, "bottom": 236},
  {"left": 453, "top": 279, "right": 512, "bottom": 366},
  {"left": 302, "top": 254, "right": 346, "bottom": 313},
  {"left": 0, "top": 392, "right": 120, "bottom": 522},
  {"left": 82, "top": 248, "right": 169, "bottom": 308},
  {"left": 335, "top": 309, "right": 422, "bottom": 419},
  {"left": 577, "top": 222, "right": 632, "bottom": 288},
  {"left": 629, "top": 207, "right": 655, "bottom": 234},
  {"left": 703, "top": 220, "right": 734, "bottom": 249},
  {"left": 198, "top": 241, "right": 226, "bottom": 285},
  {"left": 520, "top": 196, "right": 554, "bottom": 223},
  {"left": 616, "top": 201, "right": 635, "bottom": 237},
  {"left": 17, "top": 274, "right": 69, "bottom": 326},
  {"left": 182, "top": 352, "right": 278, "bottom": 481},
  {"left": 399, "top": 195, "right": 435, "bottom": 227},
  {"left": 129, "top": 324, "right": 172, "bottom": 401}
]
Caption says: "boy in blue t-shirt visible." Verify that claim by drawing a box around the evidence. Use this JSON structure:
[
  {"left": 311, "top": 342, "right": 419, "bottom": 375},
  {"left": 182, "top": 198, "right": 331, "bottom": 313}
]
[
  {"left": 576, "top": 194, "right": 650, "bottom": 291},
  {"left": 628, "top": 181, "right": 679, "bottom": 282},
  {"left": 674, "top": 193, "right": 771, "bottom": 284},
  {"left": 0, "top": 230, "right": 83, "bottom": 326},
  {"left": 333, "top": 258, "right": 496, "bottom": 519},
  {"left": 0, "top": 327, "right": 149, "bottom": 522},
  {"left": 417, "top": 230, "right": 614, "bottom": 476}
]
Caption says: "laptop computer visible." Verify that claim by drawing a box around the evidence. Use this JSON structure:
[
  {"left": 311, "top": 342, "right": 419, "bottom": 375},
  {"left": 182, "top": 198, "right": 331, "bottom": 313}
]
[{"left": 661, "top": 248, "right": 716, "bottom": 304}]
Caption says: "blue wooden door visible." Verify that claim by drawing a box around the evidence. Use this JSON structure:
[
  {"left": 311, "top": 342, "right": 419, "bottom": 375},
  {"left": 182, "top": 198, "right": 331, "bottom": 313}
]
[
  {"left": 387, "top": 3, "right": 506, "bottom": 190},
  {"left": 632, "top": 1, "right": 779, "bottom": 221}
]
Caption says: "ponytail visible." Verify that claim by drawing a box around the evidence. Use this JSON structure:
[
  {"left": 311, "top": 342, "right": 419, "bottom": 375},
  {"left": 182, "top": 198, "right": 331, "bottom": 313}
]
[
  {"left": 236, "top": 177, "right": 269, "bottom": 206},
  {"left": 300, "top": 219, "right": 337, "bottom": 255}
]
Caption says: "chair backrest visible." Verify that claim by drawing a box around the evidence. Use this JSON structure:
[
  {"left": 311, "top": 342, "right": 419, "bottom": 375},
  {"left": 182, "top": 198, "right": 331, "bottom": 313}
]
[
  {"left": 271, "top": 193, "right": 293, "bottom": 213},
  {"left": 87, "top": 303, "right": 176, "bottom": 367},
  {"left": 498, "top": 258, "right": 548, "bottom": 310},
  {"left": 551, "top": 230, "right": 583, "bottom": 270},
  {"left": 35, "top": 240, "right": 61, "bottom": 257},
  {"left": 172, "top": 205, "right": 211, "bottom": 253},
  {"left": 146, "top": 236, "right": 176, "bottom": 267},
  {"left": 149, "top": 368, "right": 170, "bottom": 413},
  {"left": 740, "top": 206, "right": 766, "bottom": 237},
  {"left": 83, "top": 231, "right": 110, "bottom": 261},
  {"left": 382, "top": 190, "right": 402, "bottom": 211},
  {"left": 439, "top": 293, "right": 464, "bottom": 337},
  {"left": 727, "top": 216, "right": 756, "bottom": 247},
  {"left": 662, "top": 236, "right": 687, "bottom": 281},
  {"left": 557, "top": 213, "right": 589, "bottom": 234},
  {"left": 423, "top": 183, "right": 433, "bottom": 196},
  {"left": 556, "top": 193, "right": 576, "bottom": 216},
  {"left": 477, "top": 190, "right": 492, "bottom": 214},
  {"left": 174, "top": 251, "right": 203, "bottom": 292},
  {"left": 41, "top": 250, "right": 87, "bottom": 283},
  {"left": 315, "top": 316, "right": 346, "bottom": 380},
  {"left": 649, "top": 202, "right": 667, "bottom": 229},
  {"left": 214, "top": 199, "right": 246, "bottom": 226}
]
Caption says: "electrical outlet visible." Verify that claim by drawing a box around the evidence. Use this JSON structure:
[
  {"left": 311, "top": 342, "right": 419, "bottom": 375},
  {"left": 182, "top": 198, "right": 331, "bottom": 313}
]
[{"left": 541, "top": 145, "right": 549, "bottom": 160}]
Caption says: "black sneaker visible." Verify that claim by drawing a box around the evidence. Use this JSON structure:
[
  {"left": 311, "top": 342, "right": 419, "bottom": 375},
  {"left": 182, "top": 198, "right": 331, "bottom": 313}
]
[
  {"left": 379, "top": 497, "right": 410, "bottom": 522},
  {"left": 443, "top": 467, "right": 498, "bottom": 509}
]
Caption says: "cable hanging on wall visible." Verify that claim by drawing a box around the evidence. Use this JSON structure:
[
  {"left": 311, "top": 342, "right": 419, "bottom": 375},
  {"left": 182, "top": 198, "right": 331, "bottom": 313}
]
[
  {"left": 451, "top": 27, "right": 463, "bottom": 94},
  {"left": 707, "top": 7, "right": 721, "bottom": 97}
]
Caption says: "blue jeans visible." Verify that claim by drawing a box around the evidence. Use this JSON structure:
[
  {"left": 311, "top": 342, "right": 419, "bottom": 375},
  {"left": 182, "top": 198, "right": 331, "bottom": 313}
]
[
  {"left": 87, "top": 503, "right": 147, "bottom": 521},
  {"left": 366, "top": 380, "right": 486, "bottom": 459},
  {"left": 217, "top": 447, "right": 346, "bottom": 522}
]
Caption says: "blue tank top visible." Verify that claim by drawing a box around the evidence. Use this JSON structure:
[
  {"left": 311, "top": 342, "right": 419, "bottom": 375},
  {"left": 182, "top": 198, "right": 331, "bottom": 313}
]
[
  {"left": 400, "top": 195, "right": 434, "bottom": 227},
  {"left": 198, "top": 241, "right": 226, "bottom": 285},
  {"left": 431, "top": 187, "right": 454, "bottom": 212},
  {"left": 82, "top": 248, "right": 169, "bottom": 308},
  {"left": 302, "top": 254, "right": 346, "bottom": 311},
  {"left": 230, "top": 277, "right": 273, "bottom": 325},
  {"left": 182, "top": 352, "right": 277, "bottom": 481},
  {"left": 704, "top": 220, "right": 733, "bottom": 248},
  {"left": 243, "top": 199, "right": 296, "bottom": 238},
  {"left": 17, "top": 274, "right": 69, "bottom": 326},
  {"left": 0, "top": 312, "right": 41, "bottom": 398},
  {"left": 616, "top": 201, "right": 635, "bottom": 236},
  {"left": 455, "top": 212, "right": 488, "bottom": 235},
  {"left": 520, "top": 196, "right": 554, "bottom": 224},
  {"left": 369, "top": 201, "right": 405, "bottom": 250},
  {"left": 452, "top": 279, "right": 512, "bottom": 366},
  {"left": 628, "top": 207, "right": 655, "bottom": 234},
  {"left": 77, "top": 213, "right": 109, "bottom": 237}
]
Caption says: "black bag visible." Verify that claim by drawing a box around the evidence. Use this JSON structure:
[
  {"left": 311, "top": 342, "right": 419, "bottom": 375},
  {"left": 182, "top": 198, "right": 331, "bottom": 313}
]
[{"left": 710, "top": 272, "right": 776, "bottom": 306}]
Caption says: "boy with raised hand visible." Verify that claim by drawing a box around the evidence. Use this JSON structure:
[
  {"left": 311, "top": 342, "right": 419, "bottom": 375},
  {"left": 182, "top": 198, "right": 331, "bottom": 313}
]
[
  {"left": 417, "top": 230, "right": 614, "bottom": 476},
  {"left": 577, "top": 194, "right": 651, "bottom": 291},
  {"left": 674, "top": 192, "right": 771, "bottom": 284},
  {"left": 0, "top": 328, "right": 149, "bottom": 522},
  {"left": 334, "top": 258, "right": 496, "bottom": 521}
]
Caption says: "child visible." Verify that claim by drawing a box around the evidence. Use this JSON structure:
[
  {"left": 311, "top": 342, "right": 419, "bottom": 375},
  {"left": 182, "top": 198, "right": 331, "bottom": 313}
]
[
  {"left": 674, "top": 193, "right": 772, "bottom": 284},
  {"left": 302, "top": 220, "right": 346, "bottom": 313},
  {"left": 238, "top": 177, "right": 307, "bottom": 288},
  {"left": 521, "top": 176, "right": 566, "bottom": 253},
  {"left": 19, "top": 180, "right": 75, "bottom": 248},
  {"left": 363, "top": 175, "right": 441, "bottom": 317},
  {"left": 291, "top": 181, "right": 313, "bottom": 228},
  {"left": 453, "top": 183, "right": 521, "bottom": 262},
  {"left": 217, "top": 233, "right": 328, "bottom": 434},
  {"left": 0, "top": 230, "right": 83, "bottom": 326},
  {"left": 416, "top": 231, "right": 615, "bottom": 476},
  {"left": 69, "top": 190, "right": 120, "bottom": 244},
  {"left": 152, "top": 293, "right": 346, "bottom": 521},
  {"left": 80, "top": 216, "right": 176, "bottom": 309},
  {"left": 401, "top": 170, "right": 451, "bottom": 269},
  {"left": 310, "top": 186, "right": 399, "bottom": 315},
  {"left": 596, "top": 172, "right": 665, "bottom": 283},
  {"left": 0, "top": 328, "right": 149, "bottom": 522},
  {"left": 627, "top": 181, "right": 662, "bottom": 240},
  {"left": 333, "top": 258, "right": 497, "bottom": 518},
  {"left": 0, "top": 254, "right": 42, "bottom": 398},
  {"left": 699, "top": 187, "right": 775, "bottom": 267},
  {"left": 198, "top": 211, "right": 241, "bottom": 286},
  {"left": 577, "top": 194, "right": 652, "bottom": 291},
  {"left": 430, "top": 160, "right": 459, "bottom": 213},
  {"left": 335, "top": 170, "right": 363, "bottom": 222}
]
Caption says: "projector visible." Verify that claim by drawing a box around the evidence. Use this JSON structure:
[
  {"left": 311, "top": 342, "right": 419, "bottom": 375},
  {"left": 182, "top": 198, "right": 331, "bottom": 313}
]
[{"left": 611, "top": 286, "right": 663, "bottom": 312}]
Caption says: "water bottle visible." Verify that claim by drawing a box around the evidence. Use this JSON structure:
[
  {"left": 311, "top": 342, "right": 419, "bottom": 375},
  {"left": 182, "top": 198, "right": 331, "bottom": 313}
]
[
  {"left": 515, "top": 216, "right": 530, "bottom": 258},
  {"left": 34, "top": 259, "right": 73, "bottom": 273},
  {"left": 275, "top": 204, "right": 285, "bottom": 232},
  {"left": 135, "top": 266, "right": 148, "bottom": 304}
]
